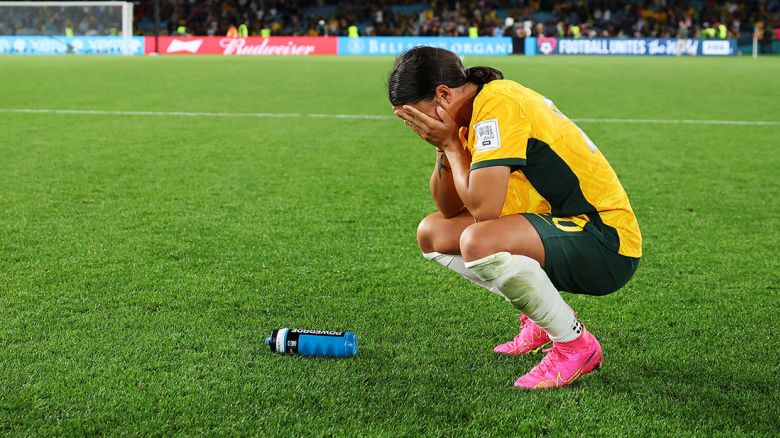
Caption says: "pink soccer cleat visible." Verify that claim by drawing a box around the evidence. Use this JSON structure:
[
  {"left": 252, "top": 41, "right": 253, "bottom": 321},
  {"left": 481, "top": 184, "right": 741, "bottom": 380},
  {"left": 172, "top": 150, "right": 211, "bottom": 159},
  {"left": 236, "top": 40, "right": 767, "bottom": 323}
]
[
  {"left": 494, "top": 314, "right": 551, "bottom": 355},
  {"left": 514, "top": 328, "right": 603, "bottom": 389}
]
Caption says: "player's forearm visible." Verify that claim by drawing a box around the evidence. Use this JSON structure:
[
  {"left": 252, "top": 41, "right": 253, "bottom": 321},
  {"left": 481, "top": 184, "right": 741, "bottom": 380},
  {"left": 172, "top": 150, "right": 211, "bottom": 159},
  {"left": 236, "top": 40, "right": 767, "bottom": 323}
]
[
  {"left": 430, "top": 152, "right": 464, "bottom": 218},
  {"left": 443, "top": 147, "right": 495, "bottom": 221}
]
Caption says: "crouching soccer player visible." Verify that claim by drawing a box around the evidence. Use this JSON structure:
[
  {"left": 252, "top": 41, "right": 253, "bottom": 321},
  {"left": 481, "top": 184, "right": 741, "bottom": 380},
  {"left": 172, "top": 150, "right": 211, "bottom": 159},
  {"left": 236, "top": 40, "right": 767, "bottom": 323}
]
[{"left": 389, "top": 47, "right": 642, "bottom": 389}]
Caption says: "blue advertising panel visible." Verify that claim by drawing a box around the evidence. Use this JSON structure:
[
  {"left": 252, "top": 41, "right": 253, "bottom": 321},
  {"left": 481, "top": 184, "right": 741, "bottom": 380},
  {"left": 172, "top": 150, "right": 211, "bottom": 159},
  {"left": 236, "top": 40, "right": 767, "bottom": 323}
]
[
  {"left": 0, "top": 36, "right": 145, "bottom": 55},
  {"left": 530, "top": 37, "right": 737, "bottom": 56},
  {"left": 338, "top": 37, "right": 512, "bottom": 56}
]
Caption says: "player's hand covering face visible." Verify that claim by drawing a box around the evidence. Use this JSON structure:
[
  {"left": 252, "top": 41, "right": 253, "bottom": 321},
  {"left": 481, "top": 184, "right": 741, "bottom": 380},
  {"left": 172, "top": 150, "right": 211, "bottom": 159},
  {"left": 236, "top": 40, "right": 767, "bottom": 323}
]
[{"left": 394, "top": 101, "right": 461, "bottom": 152}]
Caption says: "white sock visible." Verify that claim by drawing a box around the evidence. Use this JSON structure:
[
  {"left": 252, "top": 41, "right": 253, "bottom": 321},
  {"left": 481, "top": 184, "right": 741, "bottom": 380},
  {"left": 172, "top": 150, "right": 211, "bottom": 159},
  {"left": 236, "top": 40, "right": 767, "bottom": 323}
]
[
  {"left": 423, "top": 252, "right": 506, "bottom": 299},
  {"left": 465, "top": 252, "right": 582, "bottom": 343}
]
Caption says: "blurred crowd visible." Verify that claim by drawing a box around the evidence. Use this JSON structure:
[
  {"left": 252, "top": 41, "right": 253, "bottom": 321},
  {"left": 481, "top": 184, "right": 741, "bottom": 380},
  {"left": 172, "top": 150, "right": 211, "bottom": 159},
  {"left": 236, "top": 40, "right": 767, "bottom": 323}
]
[
  {"left": 0, "top": 5, "right": 123, "bottom": 36},
  {"left": 1, "top": 0, "right": 778, "bottom": 45},
  {"left": 131, "top": 0, "right": 780, "bottom": 42}
]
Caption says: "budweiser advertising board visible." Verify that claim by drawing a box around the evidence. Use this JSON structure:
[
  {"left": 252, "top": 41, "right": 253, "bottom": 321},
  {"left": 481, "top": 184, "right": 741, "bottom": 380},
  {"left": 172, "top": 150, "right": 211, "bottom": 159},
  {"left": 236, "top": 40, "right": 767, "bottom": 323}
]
[{"left": 145, "top": 36, "right": 338, "bottom": 55}]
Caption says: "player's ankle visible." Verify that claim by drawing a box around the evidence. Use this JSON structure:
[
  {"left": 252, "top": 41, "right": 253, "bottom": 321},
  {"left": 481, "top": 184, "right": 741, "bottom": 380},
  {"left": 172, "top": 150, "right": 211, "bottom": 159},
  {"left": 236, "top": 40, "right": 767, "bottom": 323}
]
[{"left": 556, "top": 328, "right": 592, "bottom": 348}]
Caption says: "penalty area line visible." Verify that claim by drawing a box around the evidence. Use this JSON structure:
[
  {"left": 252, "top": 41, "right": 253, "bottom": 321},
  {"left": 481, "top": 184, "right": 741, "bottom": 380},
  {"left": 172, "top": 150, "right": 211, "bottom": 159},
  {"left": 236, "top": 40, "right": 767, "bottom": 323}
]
[
  {"left": 0, "top": 108, "right": 778, "bottom": 126},
  {"left": 0, "top": 108, "right": 393, "bottom": 120}
]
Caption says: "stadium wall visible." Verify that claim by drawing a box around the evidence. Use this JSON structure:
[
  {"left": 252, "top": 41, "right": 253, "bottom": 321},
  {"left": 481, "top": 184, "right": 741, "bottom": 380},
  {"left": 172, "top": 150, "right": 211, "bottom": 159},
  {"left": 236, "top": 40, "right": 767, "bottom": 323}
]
[{"left": 0, "top": 35, "right": 743, "bottom": 57}]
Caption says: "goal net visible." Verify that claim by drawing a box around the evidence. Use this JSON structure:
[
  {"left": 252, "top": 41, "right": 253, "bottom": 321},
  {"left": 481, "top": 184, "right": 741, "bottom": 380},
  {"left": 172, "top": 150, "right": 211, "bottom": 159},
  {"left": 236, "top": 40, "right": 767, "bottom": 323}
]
[{"left": 0, "top": 1, "right": 135, "bottom": 54}]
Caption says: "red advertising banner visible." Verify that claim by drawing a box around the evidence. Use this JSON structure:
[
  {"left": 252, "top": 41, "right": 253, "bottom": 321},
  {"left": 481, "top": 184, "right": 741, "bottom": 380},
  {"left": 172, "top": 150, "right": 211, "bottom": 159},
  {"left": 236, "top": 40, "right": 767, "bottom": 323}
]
[{"left": 145, "top": 36, "right": 338, "bottom": 55}]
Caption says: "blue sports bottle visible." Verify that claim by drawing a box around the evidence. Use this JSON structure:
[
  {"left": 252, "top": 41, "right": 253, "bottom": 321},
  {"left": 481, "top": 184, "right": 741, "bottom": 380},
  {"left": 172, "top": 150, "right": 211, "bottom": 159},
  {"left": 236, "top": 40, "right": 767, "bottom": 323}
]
[{"left": 265, "top": 328, "right": 358, "bottom": 358}]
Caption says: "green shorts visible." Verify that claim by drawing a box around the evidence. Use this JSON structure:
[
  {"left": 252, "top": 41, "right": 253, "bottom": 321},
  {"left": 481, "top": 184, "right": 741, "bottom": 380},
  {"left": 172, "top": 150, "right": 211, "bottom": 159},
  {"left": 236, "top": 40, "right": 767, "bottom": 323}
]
[{"left": 523, "top": 213, "right": 640, "bottom": 296}]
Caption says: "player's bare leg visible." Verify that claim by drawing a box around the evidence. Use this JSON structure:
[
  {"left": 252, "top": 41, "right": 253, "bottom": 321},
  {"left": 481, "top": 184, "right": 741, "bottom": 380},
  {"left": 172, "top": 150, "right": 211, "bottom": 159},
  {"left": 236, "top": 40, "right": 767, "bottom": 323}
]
[
  {"left": 417, "top": 210, "right": 506, "bottom": 297},
  {"left": 416, "top": 209, "right": 473, "bottom": 255},
  {"left": 418, "top": 213, "right": 548, "bottom": 355}
]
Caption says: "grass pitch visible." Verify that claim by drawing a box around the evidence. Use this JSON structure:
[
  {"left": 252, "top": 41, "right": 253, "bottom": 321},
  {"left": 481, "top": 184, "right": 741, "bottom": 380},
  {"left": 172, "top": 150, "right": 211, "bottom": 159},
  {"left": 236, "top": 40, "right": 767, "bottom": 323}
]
[{"left": 0, "top": 54, "right": 779, "bottom": 436}]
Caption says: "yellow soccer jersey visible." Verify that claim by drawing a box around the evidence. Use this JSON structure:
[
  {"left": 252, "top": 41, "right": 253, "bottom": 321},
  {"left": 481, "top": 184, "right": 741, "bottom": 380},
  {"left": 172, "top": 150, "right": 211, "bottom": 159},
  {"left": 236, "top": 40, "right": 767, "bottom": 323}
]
[{"left": 461, "top": 80, "right": 642, "bottom": 258}]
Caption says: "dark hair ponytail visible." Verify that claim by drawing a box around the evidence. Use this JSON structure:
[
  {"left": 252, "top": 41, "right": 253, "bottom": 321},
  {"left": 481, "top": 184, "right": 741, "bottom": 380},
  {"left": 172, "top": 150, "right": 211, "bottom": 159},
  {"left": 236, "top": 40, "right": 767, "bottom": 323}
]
[
  {"left": 388, "top": 46, "right": 504, "bottom": 105},
  {"left": 465, "top": 66, "right": 504, "bottom": 85}
]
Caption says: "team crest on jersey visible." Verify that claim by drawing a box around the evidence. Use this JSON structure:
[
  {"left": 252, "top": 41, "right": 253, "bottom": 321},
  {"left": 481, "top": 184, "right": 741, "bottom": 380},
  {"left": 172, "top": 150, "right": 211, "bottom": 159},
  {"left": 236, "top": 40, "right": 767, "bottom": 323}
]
[{"left": 474, "top": 119, "right": 500, "bottom": 152}]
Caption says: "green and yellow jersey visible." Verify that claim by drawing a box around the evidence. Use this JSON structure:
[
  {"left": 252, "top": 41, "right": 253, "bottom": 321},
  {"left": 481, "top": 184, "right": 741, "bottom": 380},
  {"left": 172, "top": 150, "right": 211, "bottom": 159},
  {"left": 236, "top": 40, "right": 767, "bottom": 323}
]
[{"left": 459, "top": 80, "right": 642, "bottom": 258}]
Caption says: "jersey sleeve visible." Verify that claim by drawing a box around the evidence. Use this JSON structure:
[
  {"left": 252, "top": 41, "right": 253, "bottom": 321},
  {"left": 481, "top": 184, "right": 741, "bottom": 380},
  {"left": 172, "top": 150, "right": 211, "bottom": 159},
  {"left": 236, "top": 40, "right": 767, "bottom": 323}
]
[{"left": 468, "top": 93, "right": 530, "bottom": 171}]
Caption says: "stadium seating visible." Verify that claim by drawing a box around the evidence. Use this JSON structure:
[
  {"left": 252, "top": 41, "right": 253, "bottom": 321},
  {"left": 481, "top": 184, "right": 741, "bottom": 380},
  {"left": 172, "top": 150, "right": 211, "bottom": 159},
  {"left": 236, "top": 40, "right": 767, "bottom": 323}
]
[{"left": 129, "top": 0, "right": 778, "bottom": 43}]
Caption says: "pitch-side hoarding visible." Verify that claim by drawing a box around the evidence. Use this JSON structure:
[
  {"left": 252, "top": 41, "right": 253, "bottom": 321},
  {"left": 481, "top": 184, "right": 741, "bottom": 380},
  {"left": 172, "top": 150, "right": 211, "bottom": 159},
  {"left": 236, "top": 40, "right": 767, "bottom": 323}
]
[
  {"left": 530, "top": 37, "right": 737, "bottom": 56},
  {"left": 337, "top": 36, "right": 512, "bottom": 56},
  {"left": 0, "top": 36, "right": 144, "bottom": 55},
  {"left": 145, "top": 36, "right": 338, "bottom": 55},
  {"left": 1, "top": 36, "right": 737, "bottom": 56}
]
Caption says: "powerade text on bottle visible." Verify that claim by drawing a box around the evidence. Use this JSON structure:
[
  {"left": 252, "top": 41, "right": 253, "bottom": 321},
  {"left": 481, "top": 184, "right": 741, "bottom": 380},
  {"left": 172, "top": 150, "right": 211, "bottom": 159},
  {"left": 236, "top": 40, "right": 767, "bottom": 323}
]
[{"left": 264, "top": 328, "right": 358, "bottom": 358}]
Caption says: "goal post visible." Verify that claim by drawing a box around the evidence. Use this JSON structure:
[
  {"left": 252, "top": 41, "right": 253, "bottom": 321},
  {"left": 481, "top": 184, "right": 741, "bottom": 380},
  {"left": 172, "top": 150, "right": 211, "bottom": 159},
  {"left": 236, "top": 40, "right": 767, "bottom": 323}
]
[{"left": 0, "top": 1, "right": 135, "bottom": 55}]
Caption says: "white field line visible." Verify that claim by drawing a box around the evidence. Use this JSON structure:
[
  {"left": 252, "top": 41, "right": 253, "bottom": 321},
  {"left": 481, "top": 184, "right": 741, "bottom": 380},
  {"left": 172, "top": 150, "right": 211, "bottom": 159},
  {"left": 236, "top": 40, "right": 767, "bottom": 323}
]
[
  {"left": 0, "top": 108, "right": 778, "bottom": 126},
  {"left": 571, "top": 117, "right": 780, "bottom": 126}
]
